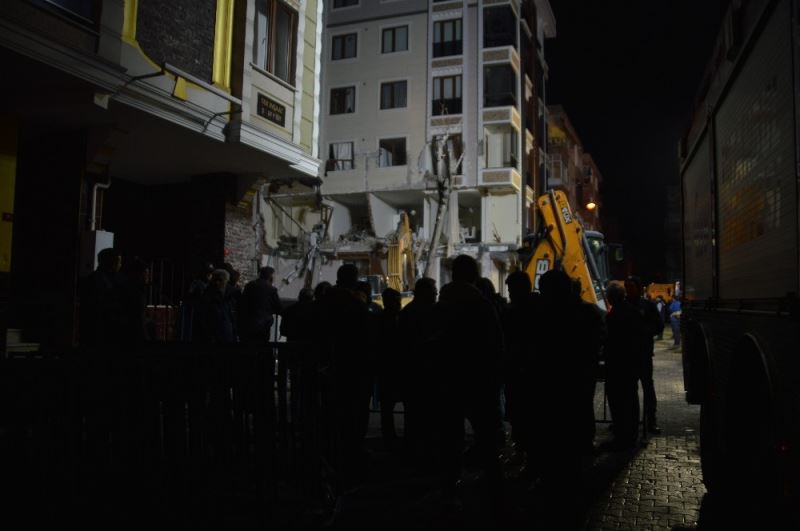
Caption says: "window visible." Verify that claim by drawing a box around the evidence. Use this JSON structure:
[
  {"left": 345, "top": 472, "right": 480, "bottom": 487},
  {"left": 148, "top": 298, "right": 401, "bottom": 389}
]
[
  {"left": 378, "top": 138, "right": 406, "bottom": 167},
  {"left": 330, "top": 86, "right": 356, "bottom": 114},
  {"left": 382, "top": 26, "right": 408, "bottom": 53},
  {"left": 485, "top": 127, "right": 518, "bottom": 168},
  {"left": 328, "top": 142, "right": 355, "bottom": 171},
  {"left": 432, "top": 75, "right": 462, "bottom": 115},
  {"left": 499, "top": 130, "right": 518, "bottom": 167},
  {"left": 333, "top": 0, "right": 358, "bottom": 7},
  {"left": 380, "top": 81, "right": 407, "bottom": 109},
  {"left": 254, "top": 0, "right": 298, "bottom": 84},
  {"left": 483, "top": 6, "right": 517, "bottom": 48},
  {"left": 484, "top": 64, "right": 516, "bottom": 107},
  {"left": 433, "top": 19, "right": 462, "bottom": 57},
  {"left": 332, "top": 33, "right": 357, "bottom": 60}
]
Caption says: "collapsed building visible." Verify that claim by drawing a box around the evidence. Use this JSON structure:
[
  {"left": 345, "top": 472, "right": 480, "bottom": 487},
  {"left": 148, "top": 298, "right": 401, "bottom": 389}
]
[{"left": 265, "top": 0, "right": 558, "bottom": 298}]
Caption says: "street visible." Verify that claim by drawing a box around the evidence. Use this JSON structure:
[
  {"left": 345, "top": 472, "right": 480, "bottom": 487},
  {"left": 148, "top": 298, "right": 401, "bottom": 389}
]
[
  {"left": 333, "top": 329, "right": 705, "bottom": 530},
  {"left": 586, "top": 332, "right": 704, "bottom": 530}
]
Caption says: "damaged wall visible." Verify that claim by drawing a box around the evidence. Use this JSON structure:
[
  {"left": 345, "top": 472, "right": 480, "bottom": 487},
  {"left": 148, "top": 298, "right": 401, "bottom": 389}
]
[{"left": 224, "top": 202, "right": 255, "bottom": 283}]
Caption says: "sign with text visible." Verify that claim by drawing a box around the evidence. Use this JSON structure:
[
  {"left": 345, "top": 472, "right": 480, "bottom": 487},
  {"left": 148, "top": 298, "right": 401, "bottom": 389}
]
[{"left": 257, "top": 94, "right": 286, "bottom": 127}]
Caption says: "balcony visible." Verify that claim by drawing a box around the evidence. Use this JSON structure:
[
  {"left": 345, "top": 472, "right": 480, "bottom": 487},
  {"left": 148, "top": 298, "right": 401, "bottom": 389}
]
[
  {"left": 482, "top": 46, "right": 520, "bottom": 72},
  {"left": 483, "top": 63, "right": 517, "bottom": 108},
  {"left": 480, "top": 167, "right": 522, "bottom": 192},
  {"left": 483, "top": 4, "right": 517, "bottom": 49},
  {"left": 433, "top": 40, "right": 463, "bottom": 57},
  {"left": 546, "top": 154, "right": 565, "bottom": 188},
  {"left": 432, "top": 97, "right": 463, "bottom": 115},
  {"left": 482, "top": 106, "right": 521, "bottom": 131}
]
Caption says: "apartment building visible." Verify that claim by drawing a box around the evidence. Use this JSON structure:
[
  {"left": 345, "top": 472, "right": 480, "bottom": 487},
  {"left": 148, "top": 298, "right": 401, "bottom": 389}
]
[
  {"left": 0, "top": 0, "right": 324, "bottom": 349},
  {"left": 546, "top": 104, "right": 602, "bottom": 232},
  {"left": 267, "top": 0, "right": 556, "bottom": 295}
]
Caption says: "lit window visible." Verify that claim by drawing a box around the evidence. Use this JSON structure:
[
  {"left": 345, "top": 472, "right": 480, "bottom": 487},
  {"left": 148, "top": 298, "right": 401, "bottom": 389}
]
[
  {"left": 254, "top": 0, "right": 298, "bottom": 84},
  {"left": 332, "top": 33, "right": 358, "bottom": 60},
  {"left": 380, "top": 81, "right": 407, "bottom": 109}
]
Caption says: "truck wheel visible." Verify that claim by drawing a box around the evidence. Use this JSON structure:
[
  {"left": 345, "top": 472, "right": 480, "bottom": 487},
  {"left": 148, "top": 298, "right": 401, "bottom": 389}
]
[
  {"left": 699, "top": 400, "right": 721, "bottom": 493},
  {"left": 726, "top": 382, "right": 779, "bottom": 500}
]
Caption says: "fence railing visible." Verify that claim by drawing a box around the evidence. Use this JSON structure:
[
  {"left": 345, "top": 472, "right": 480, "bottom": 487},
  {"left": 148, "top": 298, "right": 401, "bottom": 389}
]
[{"left": 1, "top": 341, "right": 338, "bottom": 526}]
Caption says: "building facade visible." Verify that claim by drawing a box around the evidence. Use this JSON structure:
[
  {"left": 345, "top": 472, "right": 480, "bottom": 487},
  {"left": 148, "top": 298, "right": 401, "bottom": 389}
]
[
  {"left": 266, "top": 0, "right": 556, "bottom": 295},
  {"left": 546, "top": 104, "right": 602, "bottom": 232},
  {"left": 0, "top": 0, "right": 324, "bottom": 350}
]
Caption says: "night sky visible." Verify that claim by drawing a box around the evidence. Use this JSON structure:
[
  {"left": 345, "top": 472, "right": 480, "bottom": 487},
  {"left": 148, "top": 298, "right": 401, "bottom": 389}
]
[{"left": 547, "top": 0, "right": 731, "bottom": 279}]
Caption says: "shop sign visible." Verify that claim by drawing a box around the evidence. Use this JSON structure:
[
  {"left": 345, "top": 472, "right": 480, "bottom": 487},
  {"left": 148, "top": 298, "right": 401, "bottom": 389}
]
[{"left": 257, "top": 94, "right": 286, "bottom": 127}]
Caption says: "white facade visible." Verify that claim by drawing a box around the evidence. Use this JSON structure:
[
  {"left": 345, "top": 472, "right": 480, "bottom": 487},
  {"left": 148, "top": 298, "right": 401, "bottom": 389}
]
[{"left": 269, "top": 0, "right": 556, "bottom": 295}]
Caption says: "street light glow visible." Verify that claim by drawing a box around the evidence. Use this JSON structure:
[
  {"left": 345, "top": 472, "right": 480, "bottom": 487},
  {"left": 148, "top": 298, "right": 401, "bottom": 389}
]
[{"left": 586, "top": 201, "right": 597, "bottom": 210}]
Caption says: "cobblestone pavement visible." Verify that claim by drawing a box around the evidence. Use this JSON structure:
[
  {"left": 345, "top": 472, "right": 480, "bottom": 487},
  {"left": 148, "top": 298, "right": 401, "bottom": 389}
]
[
  {"left": 331, "top": 330, "right": 705, "bottom": 530},
  {"left": 586, "top": 331, "right": 705, "bottom": 530}
]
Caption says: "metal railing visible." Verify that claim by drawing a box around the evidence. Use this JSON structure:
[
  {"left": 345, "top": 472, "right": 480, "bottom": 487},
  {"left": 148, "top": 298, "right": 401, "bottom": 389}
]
[{"left": 1, "top": 341, "right": 339, "bottom": 525}]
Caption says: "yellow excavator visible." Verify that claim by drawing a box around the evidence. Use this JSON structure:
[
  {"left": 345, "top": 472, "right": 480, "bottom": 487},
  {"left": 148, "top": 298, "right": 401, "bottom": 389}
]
[
  {"left": 386, "top": 211, "right": 415, "bottom": 294},
  {"left": 524, "top": 189, "right": 609, "bottom": 309},
  {"left": 362, "top": 211, "right": 416, "bottom": 307}
]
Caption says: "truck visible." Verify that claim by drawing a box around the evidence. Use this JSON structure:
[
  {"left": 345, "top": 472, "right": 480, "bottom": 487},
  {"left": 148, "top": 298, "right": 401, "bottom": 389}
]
[
  {"left": 679, "top": 0, "right": 799, "bottom": 518},
  {"left": 525, "top": 189, "right": 610, "bottom": 309}
]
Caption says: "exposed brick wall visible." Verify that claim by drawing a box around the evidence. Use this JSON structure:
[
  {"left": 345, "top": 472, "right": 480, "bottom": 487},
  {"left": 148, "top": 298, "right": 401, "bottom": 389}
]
[
  {"left": 224, "top": 203, "right": 255, "bottom": 284},
  {"left": 137, "top": 0, "right": 216, "bottom": 82}
]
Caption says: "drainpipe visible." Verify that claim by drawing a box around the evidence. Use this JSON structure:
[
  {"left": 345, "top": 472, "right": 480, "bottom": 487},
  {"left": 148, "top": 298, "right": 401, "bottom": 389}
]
[{"left": 90, "top": 180, "right": 111, "bottom": 231}]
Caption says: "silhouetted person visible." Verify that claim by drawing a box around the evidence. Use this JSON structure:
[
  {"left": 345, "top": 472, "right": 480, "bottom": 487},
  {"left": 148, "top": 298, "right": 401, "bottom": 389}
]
[
  {"left": 222, "top": 263, "right": 242, "bottom": 340},
  {"left": 356, "top": 280, "right": 382, "bottom": 314},
  {"left": 194, "top": 269, "right": 235, "bottom": 344},
  {"left": 79, "top": 247, "right": 124, "bottom": 347},
  {"left": 238, "top": 266, "right": 282, "bottom": 345},
  {"left": 501, "top": 270, "right": 539, "bottom": 458},
  {"left": 280, "top": 287, "right": 314, "bottom": 421},
  {"left": 534, "top": 269, "right": 601, "bottom": 527},
  {"left": 433, "top": 254, "right": 504, "bottom": 507},
  {"left": 316, "top": 264, "right": 372, "bottom": 487},
  {"left": 625, "top": 276, "right": 663, "bottom": 434},
  {"left": 476, "top": 277, "right": 507, "bottom": 316},
  {"left": 603, "top": 283, "right": 642, "bottom": 449},
  {"left": 313, "top": 281, "right": 332, "bottom": 302},
  {"left": 184, "top": 261, "right": 213, "bottom": 341},
  {"left": 571, "top": 278, "right": 606, "bottom": 455},
  {"left": 119, "top": 256, "right": 152, "bottom": 345},
  {"left": 280, "top": 288, "right": 314, "bottom": 342},
  {"left": 668, "top": 296, "right": 682, "bottom": 348},
  {"left": 654, "top": 295, "right": 666, "bottom": 340},
  {"left": 375, "top": 287, "right": 403, "bottom": 450},
  {"left": 399, "top": 277, "right": 438, "bottom": 462}
]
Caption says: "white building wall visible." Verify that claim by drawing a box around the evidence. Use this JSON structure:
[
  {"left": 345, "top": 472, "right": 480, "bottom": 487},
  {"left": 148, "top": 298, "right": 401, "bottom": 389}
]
[
  {"left": 317, "top": 0, "right": 554, "bottom": 292},
  {"left": 320, "top": 6, "right": 429, "bottom": 195}
]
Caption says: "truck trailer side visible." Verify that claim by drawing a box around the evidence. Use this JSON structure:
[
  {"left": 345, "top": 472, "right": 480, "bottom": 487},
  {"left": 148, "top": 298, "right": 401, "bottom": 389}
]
[{"left": 679, "top": 0, "right": 800, "bottom": 521}]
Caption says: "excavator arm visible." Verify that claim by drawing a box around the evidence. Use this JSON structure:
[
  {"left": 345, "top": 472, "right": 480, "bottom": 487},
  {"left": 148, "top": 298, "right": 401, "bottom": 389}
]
[{"left": 525, "top": 190, "right": 603, "bottom": 306}]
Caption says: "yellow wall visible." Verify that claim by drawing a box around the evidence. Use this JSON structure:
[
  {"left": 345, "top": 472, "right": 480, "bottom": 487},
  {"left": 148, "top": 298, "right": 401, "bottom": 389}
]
[
  {"left": 300, "top": 1, "right": 318, "bottom": 153},
  {"left": 0, "top": 122, "right": 17, "bottom": 273}
]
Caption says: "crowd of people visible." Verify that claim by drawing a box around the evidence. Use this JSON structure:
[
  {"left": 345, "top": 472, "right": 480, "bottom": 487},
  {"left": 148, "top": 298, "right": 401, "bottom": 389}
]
[{"left": 80, "top": 249, "right": 671, "bottom": 520}]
